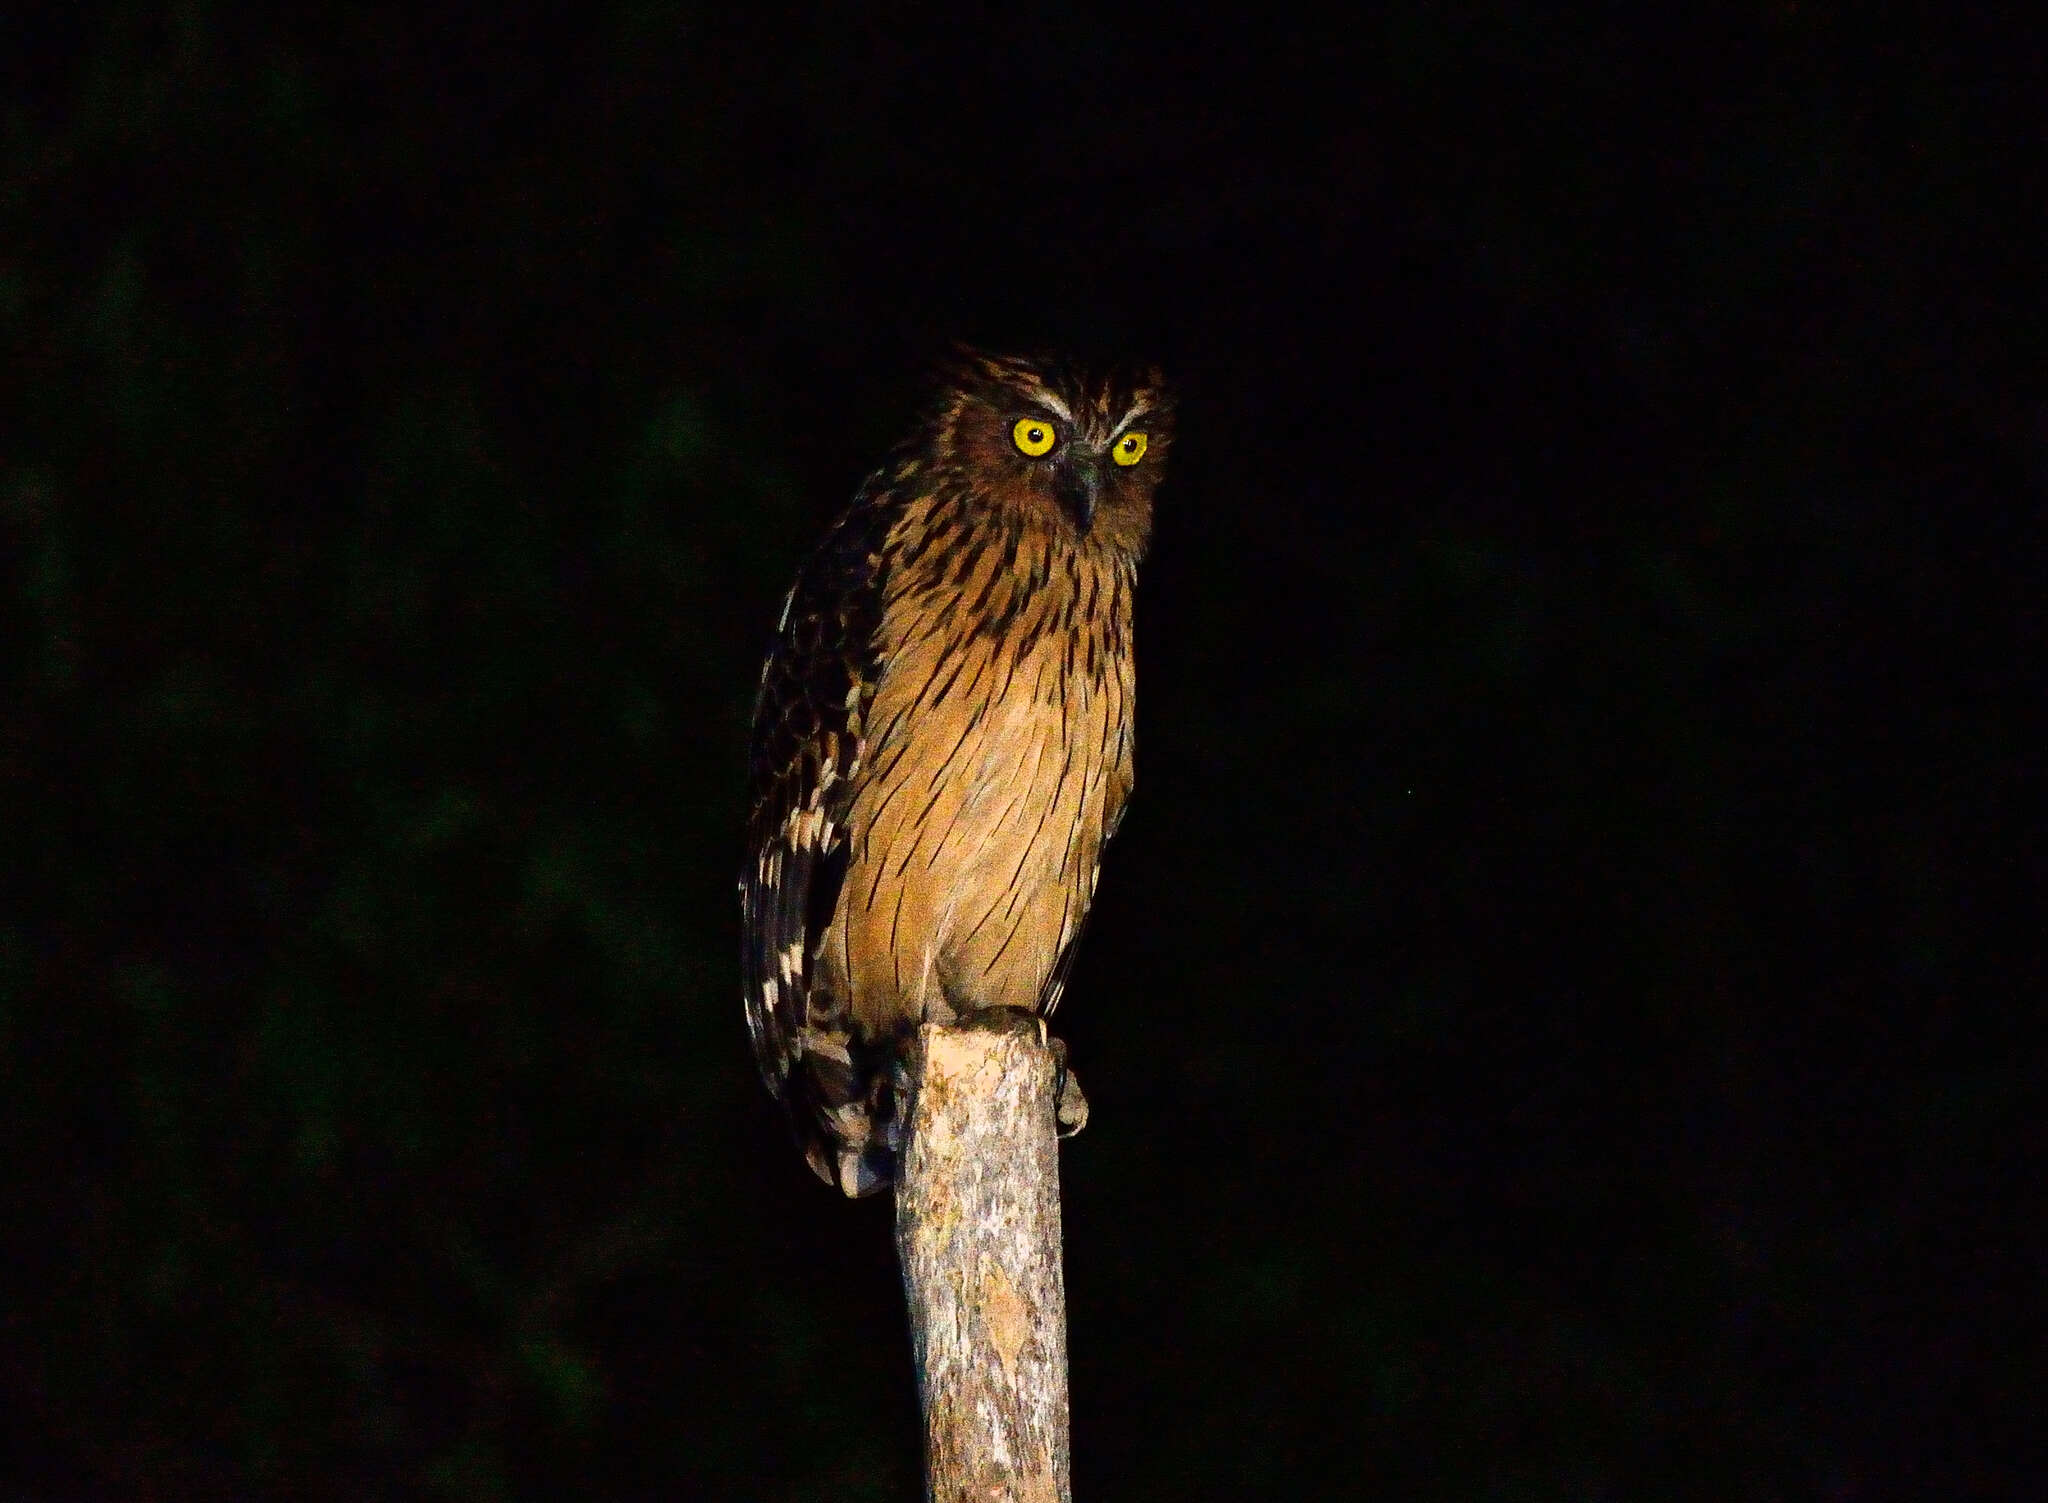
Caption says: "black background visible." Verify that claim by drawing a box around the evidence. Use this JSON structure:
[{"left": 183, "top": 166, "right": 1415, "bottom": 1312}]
[{"left": 3, "top": 3, "right": 2042, "bottom": 1498}]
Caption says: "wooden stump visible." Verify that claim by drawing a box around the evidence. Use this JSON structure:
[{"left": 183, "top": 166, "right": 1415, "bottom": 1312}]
[{"left": 893, "top": 1020, "right": 1071, "bottom": 1503}]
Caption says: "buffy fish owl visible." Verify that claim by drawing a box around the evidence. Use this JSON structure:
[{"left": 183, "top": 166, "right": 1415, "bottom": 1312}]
[{"left": 741, "top": 351, "right": 1171, "bottom": 1195}]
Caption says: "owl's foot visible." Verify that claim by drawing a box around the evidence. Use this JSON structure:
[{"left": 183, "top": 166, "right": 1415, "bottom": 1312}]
[
  {"left": 1051, "top": 1048, "right": 1089, "bottom": 1138},
  {"left": 952, "top": 1005, "right": 1089, "bottom": 1138},
  {"left": 1034, "top": 1020, "right": 1089, "bottom": 1137},
  {"left": 955, "top": 1003, "right": 1042, "bottom": 1039}
]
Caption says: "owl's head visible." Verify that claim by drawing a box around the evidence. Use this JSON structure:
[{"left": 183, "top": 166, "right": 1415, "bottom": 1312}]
[{"left": 923, "top": 349, "right": 1174, "bottom": 556}]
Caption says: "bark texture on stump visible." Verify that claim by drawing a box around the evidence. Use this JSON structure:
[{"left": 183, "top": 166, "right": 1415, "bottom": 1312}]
[{"left": 894, "top": 1020, "right": 1071, "bottom": 1503}]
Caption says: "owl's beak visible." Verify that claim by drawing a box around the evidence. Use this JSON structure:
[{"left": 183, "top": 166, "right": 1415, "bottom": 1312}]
[{"left": 1055, "top": 454, "right": 1103, "bottom": 532}]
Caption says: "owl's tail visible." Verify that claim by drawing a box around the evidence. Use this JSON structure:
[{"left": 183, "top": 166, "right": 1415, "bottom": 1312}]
[{"left": 791, "top": 1027, "right": 909, "bottom": 1198}]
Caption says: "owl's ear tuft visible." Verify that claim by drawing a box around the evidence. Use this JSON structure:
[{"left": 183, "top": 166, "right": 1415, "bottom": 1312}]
[
  {"left": 938, "top": 343, "right": 1073, "bottom": 401},
  {"left": 1128, "top": 365, "right": 1176, "bottom": 436},
  {"left": 943, "top": 340, "right": 992, "bottom": 377},
  {"left": 940, "top": 342, "right": 1026, "bottom": 394}
]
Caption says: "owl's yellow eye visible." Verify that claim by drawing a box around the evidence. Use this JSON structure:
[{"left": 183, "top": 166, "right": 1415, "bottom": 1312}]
[
  {"left": 1012, "top": 417, "right": 1058, "bottom": 457},
  {"left": 1111, "top": 431, "right": 1149, "bottom": 467}
]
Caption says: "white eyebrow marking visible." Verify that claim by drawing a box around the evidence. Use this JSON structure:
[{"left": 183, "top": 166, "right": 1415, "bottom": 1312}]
[
  {"left": 1110, "top": 403, "right": 1151, "bottom": 439},
  {"left": 1034, "top": 391, "right": 1074, "bottom": 423}
]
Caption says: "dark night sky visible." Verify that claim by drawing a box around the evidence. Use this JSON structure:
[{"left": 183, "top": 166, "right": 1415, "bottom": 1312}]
[{"left": 3, "top": 3, "right": 2043, "bottom": 1499}]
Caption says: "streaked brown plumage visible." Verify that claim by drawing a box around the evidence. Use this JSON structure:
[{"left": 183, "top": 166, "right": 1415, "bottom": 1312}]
[{"left": 742, "top": 351, "right": 1172, "bottom": 1195}]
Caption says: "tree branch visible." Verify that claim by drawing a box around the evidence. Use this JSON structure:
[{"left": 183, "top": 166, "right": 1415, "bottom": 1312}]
[{"left": 894, "top": 1019, "right": 1071, "bottom": 1503}]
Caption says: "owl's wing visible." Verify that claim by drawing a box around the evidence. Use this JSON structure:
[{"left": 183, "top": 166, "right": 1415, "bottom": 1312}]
[{"left": 740, "top": 485, "right": 895, "bottom": 1126}]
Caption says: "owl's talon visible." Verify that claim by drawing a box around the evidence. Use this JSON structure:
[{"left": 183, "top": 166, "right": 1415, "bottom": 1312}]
[
  {"left": 1043, "top": 1030, "right": 1087, "bottom": 1135},
  {"left": 958, "top": 1003, "right": 1042, "bottom": 1039},
  {"left": 1054, "top": 1057, "right": 1089, "bottom": 1137},
  {"left": 957, "top": 1008, "right": 1087, "bottom": 1135}
]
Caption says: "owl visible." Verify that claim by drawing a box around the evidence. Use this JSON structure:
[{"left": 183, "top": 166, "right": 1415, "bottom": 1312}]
[{"left": 741, "top": 351, "right": 1172, "bottom": 1195}]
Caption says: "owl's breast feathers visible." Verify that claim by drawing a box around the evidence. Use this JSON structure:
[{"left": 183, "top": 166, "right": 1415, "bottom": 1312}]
[{"left": 741, "top": 475, "right": 1135, "bottom": 1193}]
